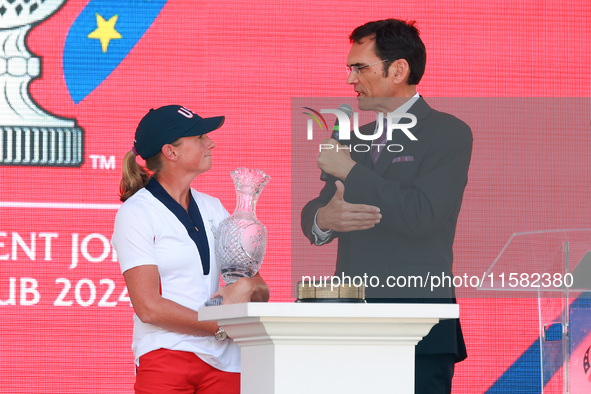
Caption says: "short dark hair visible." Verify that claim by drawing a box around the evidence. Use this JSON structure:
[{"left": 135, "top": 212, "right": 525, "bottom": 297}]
[{"left": 349, "top": 19, "right": 426, "bottom": 85}]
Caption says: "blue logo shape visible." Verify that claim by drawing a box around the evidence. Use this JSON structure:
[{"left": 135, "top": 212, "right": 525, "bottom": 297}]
[
  {"left": 63, "top": 0, "right": 168, "bottom": 104},
  {"left": 486, "top": 293, "right": 591, "bottom": 393}
]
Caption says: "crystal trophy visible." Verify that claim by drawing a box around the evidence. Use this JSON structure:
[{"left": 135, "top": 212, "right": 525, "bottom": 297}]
[{"left": 206, "top": 168, "right": 270, "bottom": 306}]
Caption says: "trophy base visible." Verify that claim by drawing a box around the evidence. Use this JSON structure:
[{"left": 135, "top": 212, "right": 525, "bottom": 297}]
[
  {"left": 221, "top": 266, "right": 253, "bottom": 284},
  {"left": 296, "top": 280, "right": 366, "bottom": 303},
  {"left": 204, "top": 267, "right": 259, "bottom": 307},
  {"left": 204, "top": 296, "right": 222, "bottom": 307},
  {"left": 1, "top": 125, "right": 84, "bottom": 167}
]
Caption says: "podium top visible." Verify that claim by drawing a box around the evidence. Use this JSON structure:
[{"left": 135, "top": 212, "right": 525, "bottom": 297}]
[
  {"left": 478, "top": 229, "right": 591, "bottom": 293},
  {"left": 198, "top": 302, "right": 459, "bottom": 322}
]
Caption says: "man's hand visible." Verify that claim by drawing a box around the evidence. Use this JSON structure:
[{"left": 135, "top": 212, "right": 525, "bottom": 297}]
[
  {"left": 317, "top": 138, "right": 356, "bottom": 180},
  {"left": 316, "top": 180, "right": 381, "bottom": 232}
]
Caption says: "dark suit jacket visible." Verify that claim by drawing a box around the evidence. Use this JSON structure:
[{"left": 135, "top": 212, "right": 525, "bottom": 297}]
[{"left": 301, "top": 98, "right": 471, "bottom": 360}]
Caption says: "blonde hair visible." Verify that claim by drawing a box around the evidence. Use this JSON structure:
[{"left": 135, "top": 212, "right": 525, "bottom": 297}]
[
  {"left": 119, "top": 150, "right": 163, "bottom": 202},
  {"left": 119, "top": 138, "right": 183, "bottom": 202}
]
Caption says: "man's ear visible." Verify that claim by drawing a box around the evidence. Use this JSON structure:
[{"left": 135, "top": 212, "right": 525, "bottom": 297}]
[{"left": 390, "top": 59, "right": 411, "bottom": 84}]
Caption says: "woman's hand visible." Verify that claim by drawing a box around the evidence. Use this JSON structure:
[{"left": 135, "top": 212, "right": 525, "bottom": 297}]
[{"left": 211, "top": 273, "right": 270, "bottom": 305}]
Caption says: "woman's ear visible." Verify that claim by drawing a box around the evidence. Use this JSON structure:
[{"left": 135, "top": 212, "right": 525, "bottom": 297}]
[{"left": 161, "top": 143, "right": 178, "bottom": 161}]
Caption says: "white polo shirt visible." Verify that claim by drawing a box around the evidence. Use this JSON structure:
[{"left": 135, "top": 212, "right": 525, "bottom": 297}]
[{"left": 111, "top": 185, "right": 240, "bottom": 372}]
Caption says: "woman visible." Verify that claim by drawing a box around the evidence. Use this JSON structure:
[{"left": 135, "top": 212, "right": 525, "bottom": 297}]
[{"left": 111, "top": 105, "right": 269, "bottom": 393}]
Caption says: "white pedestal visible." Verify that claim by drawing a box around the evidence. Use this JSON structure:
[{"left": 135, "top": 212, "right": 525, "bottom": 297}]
[{"left": 199, "top": 302, "right": 459, "bottom": 394}]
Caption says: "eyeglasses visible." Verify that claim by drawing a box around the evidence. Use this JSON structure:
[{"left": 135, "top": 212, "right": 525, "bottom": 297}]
[{"left": 346, "top": 59, "right": 388, "bottom": 75}]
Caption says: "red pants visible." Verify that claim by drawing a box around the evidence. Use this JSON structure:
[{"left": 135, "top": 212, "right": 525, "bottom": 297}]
[{"left": 135, "top": 348, "right": 240, "bottom": 393}]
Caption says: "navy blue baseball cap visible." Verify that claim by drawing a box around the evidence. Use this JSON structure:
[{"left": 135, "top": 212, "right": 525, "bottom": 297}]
[{"left": 134, "top": 105, "right": 225, "bottom": 159}]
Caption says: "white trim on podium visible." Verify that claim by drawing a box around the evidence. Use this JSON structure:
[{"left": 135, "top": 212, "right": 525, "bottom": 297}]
[{"left": 199, "top": 302, "right": 459, "bottom": 394}]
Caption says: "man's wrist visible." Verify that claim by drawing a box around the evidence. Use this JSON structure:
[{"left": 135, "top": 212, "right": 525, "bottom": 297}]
[
  {"left": 337, "top": 161, "right": 355, "bottom": 181},
  {"left": 315, "top": 206, "right": 330, "bottom": 232},
  {"left": 312, "top": 209, "right": 332, "bottom": 245}
]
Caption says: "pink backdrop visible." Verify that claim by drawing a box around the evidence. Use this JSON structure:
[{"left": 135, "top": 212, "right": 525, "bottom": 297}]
[{"left": 1, "top": 0, "right": 590, "bottom": 392}]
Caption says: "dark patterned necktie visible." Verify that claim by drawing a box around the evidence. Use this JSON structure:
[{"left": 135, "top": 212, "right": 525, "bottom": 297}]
[{"left": 371, "top": 119, "right": 387, "bottom": 166}]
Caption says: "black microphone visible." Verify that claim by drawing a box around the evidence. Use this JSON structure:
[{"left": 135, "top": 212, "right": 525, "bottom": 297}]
[{"left": 320, "top": 104, "right": 354, "bottom": 181}]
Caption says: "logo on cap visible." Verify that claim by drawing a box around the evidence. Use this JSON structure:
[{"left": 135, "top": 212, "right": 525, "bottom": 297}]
[{"left": 178, "top": 107, "right": 194, "bottom": 119}]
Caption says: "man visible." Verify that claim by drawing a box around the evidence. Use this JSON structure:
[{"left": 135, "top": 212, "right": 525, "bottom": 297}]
[{"left": 301, "top": 19, "right": 471, "bottom": 393}]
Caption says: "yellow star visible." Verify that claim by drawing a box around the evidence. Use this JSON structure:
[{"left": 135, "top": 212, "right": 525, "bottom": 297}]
[{"left": 87, "top": 13, "right": 122, "bottom": 53}]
